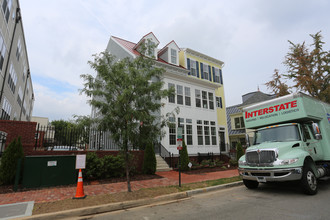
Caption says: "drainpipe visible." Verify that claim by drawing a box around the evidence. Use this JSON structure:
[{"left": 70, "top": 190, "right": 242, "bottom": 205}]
[{"left": 0, "top": 8, "right": 21, "bottom": 118}]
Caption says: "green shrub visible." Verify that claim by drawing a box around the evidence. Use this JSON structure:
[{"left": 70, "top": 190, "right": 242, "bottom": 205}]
[
  {"left": 84, "top": 152, "right": 103, "bottom": 180},
  {"left": 102, "top": 155, "right": 125, "bottom": 178},
  {"left": 214, "top": 159, "right": 224, "bottom": 167},
  {"left": 0, "top": 137, "right": 24, "bottom": 185},
  {"left": 236, "top": 142, "right": 244, "bottom": 162},
  {"left": 201, "top": 159, "right": 212, "bottom": 167},
  {"left": 142, "top": 142, "right": 156, "bottom": 174},
  {"left": 180, "top": 140, "right": 189, "bottom": 171},
  {"left": 229, "top": 159, "right": 238, "bottom": 167}
]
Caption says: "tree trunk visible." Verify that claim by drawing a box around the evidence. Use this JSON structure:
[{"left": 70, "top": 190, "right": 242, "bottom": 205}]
[{"left": 125, "top": 143, "right": 132, "bottom": 192}]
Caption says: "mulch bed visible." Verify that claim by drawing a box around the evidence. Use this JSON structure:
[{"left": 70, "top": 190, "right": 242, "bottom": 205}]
[{"left": 0, "top": 166, "right": 237, "bottom": 194}]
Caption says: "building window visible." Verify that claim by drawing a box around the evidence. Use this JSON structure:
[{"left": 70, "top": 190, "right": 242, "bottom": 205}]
[
  {"left": 202, "top": 91, "right": 208, "bottom": 109},
  {"left": 195, "top": 89, "right": 201, "bottom": 108},
  {"left": 146, "top": 40, "right": 155, "bottom": 57},
  {"left": 216, "top": 96, "right": 223, "bottom": 108},
  {"left": 184, "top": 87, "right": 191, "bottom": 106},
  {"left": 197, "top": 120, "right": 203, "bottom": 145},
  {"left": 208, "top": 93, "right": 214, "bottom": 110},
  {"left": 186, "top": 119, "right": 193, "bottom": 145},
  {"left": 204, "top": 121, "right": 210, "bottom": 145},
  {"left": 234, "top": 117, "right": 245, "bottom": 129},
  {"left": 0, "top": 34, "right": 6, "bottom": 71},
  {"left": 168, "top": 83, "right": 175, "bottom": 103},
  {"left": 214, "top": 68, "right": 221, "bottom": 83},
  {"left": 2, "top": 0, "right": 12, "bottom": 23},
  {"left": 7, "top": 63, "right": 17, "bottom": 93},
  {"left": 177, "top": 85, "right": 183, "bottom": 105},
  {"left": 1, "top": 97, "right": 11, "bottom": 120},
  {"left": 190, "top": 60, "right": 196, "bottom": 76},
  {"left": 211, "top": 124, "right": 217, "bottom": 145},
  {"left": 16, "top": 38, "right": 22, "bottom": 61},
  {"left": 203, "top": 64, "right": 209, "bottom": 80},
  {"left": 170, "top": 49, "right": 177, "bottom": 64},
  {"left": 169, "top": 117, "right": 176, "bottom": 145},
  {"left": 17, "top": 87, "right": 23, "bottom": 107}
]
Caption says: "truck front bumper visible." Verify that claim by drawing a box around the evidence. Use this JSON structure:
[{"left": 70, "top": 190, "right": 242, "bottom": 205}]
[{"left": 238, "top": 167, "right": 303, "bottom": 182}]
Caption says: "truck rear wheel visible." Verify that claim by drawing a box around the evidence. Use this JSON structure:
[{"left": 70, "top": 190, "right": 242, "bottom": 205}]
[
  {"left": 301, "top": 164, "right": 318, "bottom": 195},
  {"left": 243, "top": 179, "right": 259, "bottom": 189}
]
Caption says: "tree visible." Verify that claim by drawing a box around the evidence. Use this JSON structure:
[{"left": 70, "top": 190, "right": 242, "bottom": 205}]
[
  {"left": 0, "top": 137, "right": 24, "bottom": 185},
  {"left": 80, "top": 48, "right": 174, "bottom": 192},
  {"left": 180, "top": 140, "right": 189, "bottom": 171},
  {"left": 265, "top": 69, "right": 291, "bottom": 97},
  {"left": 236, "top": 142, "right": 244, "bottom": 162},
  {"left": 266, "top": 31, "right": 330, "bottom": 102},
  {"left": 142, "top": 141, "right": 156, "bottom": 175}
]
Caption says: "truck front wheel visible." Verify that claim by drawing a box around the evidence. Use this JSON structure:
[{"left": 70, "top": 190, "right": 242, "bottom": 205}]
[
  {"left": 301, "top": 164, "right": 318, "bottom": 195},
  {"left": 243, "top": 179, "right": 259, "bottom": 189}
]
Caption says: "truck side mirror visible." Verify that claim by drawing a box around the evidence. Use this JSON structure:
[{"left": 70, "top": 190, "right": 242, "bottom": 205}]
[
  {"left": 312, "top": 122, "right": 322, "bottom": 140},
  {"left": 245, "top": 133, "right": 250, "bottom": 147}
]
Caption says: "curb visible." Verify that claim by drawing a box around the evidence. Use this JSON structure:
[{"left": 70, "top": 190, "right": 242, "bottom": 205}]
[
  {"left": 19, "top": 181, "right": 243, "bottom": 220},
  {"left": 186, "top": 181, "right": 243, "bottom": 196}
]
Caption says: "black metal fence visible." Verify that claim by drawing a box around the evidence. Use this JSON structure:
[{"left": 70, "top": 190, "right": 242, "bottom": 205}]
[
  {"left": 34, "top": 125, "right": 121, "bottom": 151},
  {"left": 0, "top": 131, "right": 7, "bottom": 157}
]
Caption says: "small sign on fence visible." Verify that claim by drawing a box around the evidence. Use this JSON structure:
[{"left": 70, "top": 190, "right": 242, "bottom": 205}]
[{"left": 75, "top": 154, "right": 86, "bottom": 169}]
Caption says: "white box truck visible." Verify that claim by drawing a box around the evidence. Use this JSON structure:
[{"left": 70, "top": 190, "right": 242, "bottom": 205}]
[{"left": 238, "top": 92, "right": 330, "bottom": 194}]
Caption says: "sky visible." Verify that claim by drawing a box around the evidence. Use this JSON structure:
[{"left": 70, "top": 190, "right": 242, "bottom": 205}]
[{"left": 19, "top": 0, "right": 330, "bottom": 121}]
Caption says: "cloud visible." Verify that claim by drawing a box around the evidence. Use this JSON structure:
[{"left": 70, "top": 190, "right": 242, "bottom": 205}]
[
  {"left": 20, "top": 0, "right": 330, "bottom": 118},
  {"left": 32, "top": 82, "right": 91, "bottom": 121}
]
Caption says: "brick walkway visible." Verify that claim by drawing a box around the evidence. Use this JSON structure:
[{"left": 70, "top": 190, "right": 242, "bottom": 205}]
[{"left": 0, "top": 169, "right": 239, "bottom": 205}]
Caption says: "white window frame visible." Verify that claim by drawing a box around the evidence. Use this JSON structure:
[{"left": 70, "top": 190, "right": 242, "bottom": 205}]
[
  {"left": 190, "top": 59, "right": 196, "bottom": 76},
  {"left": 170, "top": 48, "right": 177, "bottom": 64},
  {"left": 203, "top": 63, "right": 209, "bottom": 80}
]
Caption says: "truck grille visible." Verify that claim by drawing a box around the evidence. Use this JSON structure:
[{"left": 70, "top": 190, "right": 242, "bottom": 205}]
[{"left": 246, "top": 150, "right": 276, "bottom": 165}]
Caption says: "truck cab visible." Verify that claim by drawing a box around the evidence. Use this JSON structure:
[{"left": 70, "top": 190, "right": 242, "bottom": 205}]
[{"left": 238, "top": 93, "right": 330, "bottom": 195}]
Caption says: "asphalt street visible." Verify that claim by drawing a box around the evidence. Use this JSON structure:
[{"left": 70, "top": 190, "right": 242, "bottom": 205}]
[{"left": 87, "top": 178, "right": 330, "bottom": 220}]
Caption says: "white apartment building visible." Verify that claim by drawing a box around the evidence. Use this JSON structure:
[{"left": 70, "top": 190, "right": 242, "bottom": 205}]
[
  {"left": 92, "top": 32, "right": 228, "bottom": 155},
  {"left": 0, "top": 0, "right": 34, "bottom": 121}
]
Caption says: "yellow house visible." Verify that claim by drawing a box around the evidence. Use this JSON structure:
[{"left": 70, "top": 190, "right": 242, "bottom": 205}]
[{"left": 179, "top": 48, "right": 229, "bottom": 152}]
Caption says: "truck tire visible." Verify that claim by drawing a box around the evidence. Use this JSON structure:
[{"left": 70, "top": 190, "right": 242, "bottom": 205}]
[
  {"left": 301, "top": 163, "right": 318, "bottom": 195},
  {"left": 243, "top": 179, "right": 259, "bottom": 189}
]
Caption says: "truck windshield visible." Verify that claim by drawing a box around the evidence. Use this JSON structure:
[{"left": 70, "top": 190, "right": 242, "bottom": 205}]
[{"left": 254, "top": 125, "right": 300, "bottom": 145}]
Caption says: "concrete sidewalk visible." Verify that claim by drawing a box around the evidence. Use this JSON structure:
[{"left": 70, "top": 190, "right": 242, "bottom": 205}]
[{"left": 0, "top": 169, "right": 239, "bottom": 219}]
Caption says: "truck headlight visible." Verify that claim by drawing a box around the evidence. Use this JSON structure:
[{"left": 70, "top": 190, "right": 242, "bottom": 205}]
[
  {"left": 273, "top": 158, "right": 298, "bottom": 165},
  {"left": 238, "top": 160, "right": 247, "bottom": 166}
]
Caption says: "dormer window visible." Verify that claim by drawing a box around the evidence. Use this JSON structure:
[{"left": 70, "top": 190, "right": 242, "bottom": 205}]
[
  {"left": 190, "top": 60, "right": 197, "bottom": 76},
  {"left": 146, "top": 40, "right": 155, "bottom": 57},
  {"left": 203, "top": 63, "right": 209, "bottom": 80},
  {"left": 170, "top": 49, "right": 177, "bottom": 64}
]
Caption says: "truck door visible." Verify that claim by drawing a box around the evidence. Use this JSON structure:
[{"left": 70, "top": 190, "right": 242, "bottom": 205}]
[{"left": 302, "top": 124, "right": 323, "bottom": 161}]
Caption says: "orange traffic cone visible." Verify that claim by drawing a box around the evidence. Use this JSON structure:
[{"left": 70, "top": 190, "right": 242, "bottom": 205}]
[{"left": 73, "top": 169, "right": 86, "bottom": 199}]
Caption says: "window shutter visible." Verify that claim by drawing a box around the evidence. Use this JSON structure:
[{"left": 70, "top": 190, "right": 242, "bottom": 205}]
[
  {"left": 220, "top": 97, "right": 223, "bottom": 108},
  {"left": 196, "top": 61, "right": 199, "bottom": 78},
  {"left": 209, "top": 65, "right": 212, "bottom": 81},
  {"left": 212, "top": 67, "right": 215, "bottom": 82},
  {"left": 187, "top": 58, "right": 190, "bottom": 75},
  {"left": 220, "top": 69, "right": 223, "bottom": 84},
  {"left": 200, "top": 62, "right": 204, "bottom": 79}
]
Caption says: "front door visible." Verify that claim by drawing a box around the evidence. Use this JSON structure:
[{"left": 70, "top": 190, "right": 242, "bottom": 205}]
[{"left": 219, "top": 131, "right": 226, "bottom": 152}]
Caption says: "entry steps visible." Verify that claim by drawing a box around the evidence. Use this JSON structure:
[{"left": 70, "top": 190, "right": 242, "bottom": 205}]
[{"left": 156, "top": 155, "right": 172, "bottom": 172}]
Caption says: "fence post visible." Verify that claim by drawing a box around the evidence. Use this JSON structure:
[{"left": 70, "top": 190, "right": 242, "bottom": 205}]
[{"left": 35, "top": 123, "right": 39, "bottom": 150}]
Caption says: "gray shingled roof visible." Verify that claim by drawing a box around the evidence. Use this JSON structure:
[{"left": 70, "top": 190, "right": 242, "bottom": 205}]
[{"left": 226, "top": 91, "right": 276, "bottom": 136}]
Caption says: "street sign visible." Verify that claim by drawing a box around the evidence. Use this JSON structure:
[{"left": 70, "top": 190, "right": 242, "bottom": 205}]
[
  {"left": 177, "top": 146, "right": 183, "bottom": 150},
  {"left": 177, "top": 127, "right": 183, "bottom": 139}
]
